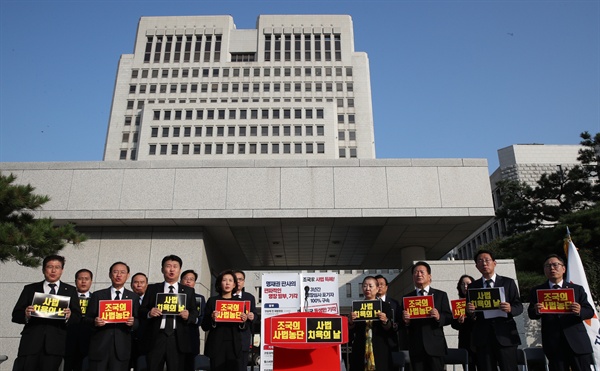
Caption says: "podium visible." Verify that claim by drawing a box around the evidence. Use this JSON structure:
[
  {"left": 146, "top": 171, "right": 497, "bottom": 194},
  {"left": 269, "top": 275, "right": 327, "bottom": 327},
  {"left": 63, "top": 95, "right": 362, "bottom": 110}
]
[{"left": 264, "top": 312, "right": 349, "bottom": 371}]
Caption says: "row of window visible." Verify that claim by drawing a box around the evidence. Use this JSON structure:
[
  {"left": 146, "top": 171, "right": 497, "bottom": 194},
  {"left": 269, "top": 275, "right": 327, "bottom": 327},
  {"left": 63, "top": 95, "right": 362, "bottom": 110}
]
[
  {"left": 151, "top": 108, "right": 325, "bottom": 121},
  {"left": 131, "top": 66, "right": 353, "bottom": 79},
  {"left": 118, "top": 145, "right": 358, "bottom": 160},
  {"left": 129, "top": 81, "right": 354, "bottom": 95},
  {"left": 149, "top": 124, "right": 326, "bottom": 138},
  {"left": 148, "top": 142, "right": 327, "bottom": 156},
  {"left": 144, "top": 35, "right": 222, "bottom": 64},
  {"left": 124, "top": 112, "right": 356, "bottom": 126},
  {"left": 263, "top": 34, "right": 342, "bottom": 62}
]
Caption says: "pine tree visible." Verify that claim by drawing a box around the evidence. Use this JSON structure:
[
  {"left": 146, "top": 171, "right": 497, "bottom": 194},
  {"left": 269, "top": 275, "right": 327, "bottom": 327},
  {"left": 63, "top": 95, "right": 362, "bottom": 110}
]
[{"left": 0, "top": 172, "right": 86, "bottom": 267}]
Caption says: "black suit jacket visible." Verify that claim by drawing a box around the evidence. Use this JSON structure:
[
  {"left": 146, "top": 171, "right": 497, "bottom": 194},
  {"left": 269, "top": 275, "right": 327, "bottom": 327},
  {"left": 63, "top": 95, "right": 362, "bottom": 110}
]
[
  {"left": 12, "top": 281, "right": 82, "bottom": 357},
  {"left": 201, "top": 296, "right": 246, "bottom": 360},
  {"left": 66, "top": 293, "right": 93, "bottom": 359},
  {"left": 401, "top": 288, "right": 452, "bottom": 357},
  {"left": 234, "top": 290, "right": 257, "bottom": 352},
  {"left": 85, "top": 287, "right": 140, "bottom": 361},
  {"left": 528, "top": 282, "right": 594, "bottom": 355},
  {"left": 467, "top": 275, "right": 523, "bottom": 347},
  {"left": 189, "top": 293, "right": 206, "bottom": 356},
  {"left": 349, "top": 300, "right": 396, "bottom": 370},
  {"left": 139, "top": 282, "right": 198, "bottom": 354},
  {"left": 381, "top": 295, "right": 402, "bottom": 350}
]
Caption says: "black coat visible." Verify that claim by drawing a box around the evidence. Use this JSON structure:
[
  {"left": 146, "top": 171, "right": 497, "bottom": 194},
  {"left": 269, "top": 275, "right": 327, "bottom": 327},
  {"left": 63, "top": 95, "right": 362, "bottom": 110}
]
[
  {"left": 85, "top": 287, "right": 140, "bottom": 361},
  {"left": 528, "top": 282, "right": 594, "bottom": 356},
  {"left": 12, "top": 281, "right": 82, "bottom": 357},
  {"left": 349, "top": 300, "right": 396, "bottom": 370}
]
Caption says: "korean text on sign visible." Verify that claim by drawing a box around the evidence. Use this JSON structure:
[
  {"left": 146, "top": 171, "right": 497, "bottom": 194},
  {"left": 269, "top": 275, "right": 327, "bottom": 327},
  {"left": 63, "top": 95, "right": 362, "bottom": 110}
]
[
  {"left": 215, "top": 300, "right": 246, "bottom": 322},
  {"left": 468, "top": 288, "right": 502, "bottom": 311},
  {"left": 272, "top": 319, "right": 305, "bottom": 343},
  {"left": 31, "top": 292, "right": 70, "bottom": 320},
  {"left": 156, "top": 293, "right": 187, "bottom": 315},
  {"left": 351, "top": 300, "right": 382, "bottom": 321},
  {"left": 451, "top": 299, "right": 466, "bottom": 319},
  {"left": 403, "top": 295, "right": 434, "bottom": 319},
  {"left": 536, "top": 288, "right": 575, "bottom": 314},
  {"left": 99, "top": 299, "right": 132, "bottom": 323}
]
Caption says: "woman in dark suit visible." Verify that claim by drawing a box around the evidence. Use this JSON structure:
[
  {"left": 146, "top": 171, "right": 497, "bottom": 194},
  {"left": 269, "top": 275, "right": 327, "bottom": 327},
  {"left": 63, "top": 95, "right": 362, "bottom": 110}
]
[
  {"left": 451, "top": 274, "right": 476, "bottom": 370},
  {"left": 201, "top": 270, "right": 249, "bottom": 371},
  {"left": 348, "top": 276, "right": 395, "bottom": 370}
]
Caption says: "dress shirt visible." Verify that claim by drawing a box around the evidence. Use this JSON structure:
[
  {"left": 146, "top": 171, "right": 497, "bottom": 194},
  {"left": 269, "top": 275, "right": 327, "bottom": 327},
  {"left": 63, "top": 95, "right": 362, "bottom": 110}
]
[{"left": 43, "top": 280, "right": 61, "bottom": 294}]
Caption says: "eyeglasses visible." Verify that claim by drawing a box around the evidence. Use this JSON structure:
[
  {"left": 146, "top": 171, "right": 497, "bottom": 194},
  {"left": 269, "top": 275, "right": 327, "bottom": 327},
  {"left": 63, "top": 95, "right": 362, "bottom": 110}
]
[
  {"left": 544, "top": 262, "right": 564, "bottom": 269},
  {"left": 477, "top": 259, "right": 493, "bottom": 264}
]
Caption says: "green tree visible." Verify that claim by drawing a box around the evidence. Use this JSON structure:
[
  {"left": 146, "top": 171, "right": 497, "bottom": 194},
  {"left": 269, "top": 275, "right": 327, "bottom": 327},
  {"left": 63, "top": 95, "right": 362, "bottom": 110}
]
[
  {"left": 0, "top": 172, "right": 87, "bottom": 267},
  {"left": 495, "top": 132, "right": 600, "bottom": 235},
  {"left": 489, "top": 206, "right": 600, "bottom": 303}
]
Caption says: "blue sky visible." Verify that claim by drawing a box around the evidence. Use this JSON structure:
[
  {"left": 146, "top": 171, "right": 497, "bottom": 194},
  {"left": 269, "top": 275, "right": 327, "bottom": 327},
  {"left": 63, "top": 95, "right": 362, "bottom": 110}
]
[{"left": 1, "top": 1, "right": 598, "bottom": 172}]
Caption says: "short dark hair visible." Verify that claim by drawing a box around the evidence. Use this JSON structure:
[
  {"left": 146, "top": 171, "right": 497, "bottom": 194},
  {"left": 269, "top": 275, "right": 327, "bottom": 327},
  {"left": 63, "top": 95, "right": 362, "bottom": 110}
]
[
  {"left": 43, "top": 255, "right": 65, "bottom": 269},
  {"left": 474, "top": 249, "right": 495, "bottom": 263},
  {"left": 234, "top": 270, "right": 246, "bottom": 279},
  {"left": 181, "top": 270, "right": 198, "bottom": 281},
  {"left": 75, "top": 269, "right": 93, "bottom": 280},
  {"left": 161, "top": 255, "right": 183, "bottom": 268},
  {"left": 543, "top": 254, "right": 565, "bottom": 266},
  {"left": 412, "top": 261, "right": 431, "bottom": 275},
  {"left": 131, "top": 272, "right": 147, "bottom": 283},
  {"left": 374, "top": 274, "right": 388, "bottom": 285},
  {"left": 109, "top": 261, "right": 130, "bottom": 274},
  {"left": 215, "top": 270, "right": 238, "bottom": 295}
]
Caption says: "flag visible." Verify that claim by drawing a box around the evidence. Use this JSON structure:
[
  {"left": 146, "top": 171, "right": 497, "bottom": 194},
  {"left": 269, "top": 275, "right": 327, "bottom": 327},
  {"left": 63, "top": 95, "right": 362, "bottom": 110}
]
[{"left": 565, "top": 232, "right": 600, "bottom": 366}]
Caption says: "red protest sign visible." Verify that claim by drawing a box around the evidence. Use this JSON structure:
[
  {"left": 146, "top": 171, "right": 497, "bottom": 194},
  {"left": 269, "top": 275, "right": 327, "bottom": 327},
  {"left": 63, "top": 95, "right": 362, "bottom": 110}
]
[
  {"left": 451, "top": 299, "right": 466, "bottom": 319},
  {"left": 215, "top": 300, "right": 245, "bottom": 322},
  {"left": 403, "top": 295, "right": 434, "bottom": 319},
  {"left": 536, "top": 288, "right": 575, "bottom": 314},
  {"left": 99, "top": 299, "right": 132, "bottom": 323}
]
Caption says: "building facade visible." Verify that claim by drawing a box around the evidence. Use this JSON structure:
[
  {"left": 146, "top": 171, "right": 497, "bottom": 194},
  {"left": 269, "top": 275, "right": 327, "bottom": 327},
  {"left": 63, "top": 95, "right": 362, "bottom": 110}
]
[
  {"left": 104, "top": 15, "right": 375, "bottom": 161},
  {"left": 452, "top": 144, "right": 582, "bottom": 260}
]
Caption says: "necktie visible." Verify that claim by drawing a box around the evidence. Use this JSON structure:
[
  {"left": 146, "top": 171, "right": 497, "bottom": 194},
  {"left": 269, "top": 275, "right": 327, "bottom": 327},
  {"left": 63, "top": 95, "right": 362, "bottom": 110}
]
[
  {"left": 114, "top": 290, "right": 121, "bottom": 300},
  {"left": 553, "top": 284, "right": 560, "bottom": 289},
  {"left": 485, "top": 279, "right": 493, "bottom": 288},
  {"left": 419, "top": 289, "right": 426, "bottom": 296},
  {"left": 49, "top": 283, "right": 57, "bottom": 295},
  {"left": 164, "top": 286, "right": 175, "bottom": 335}
]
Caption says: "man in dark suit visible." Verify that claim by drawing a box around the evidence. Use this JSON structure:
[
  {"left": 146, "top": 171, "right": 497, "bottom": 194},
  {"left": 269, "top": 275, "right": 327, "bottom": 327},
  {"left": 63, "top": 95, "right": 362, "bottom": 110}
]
[
  {"left": 528, "top": 254, "right": 594, "bottom": 371},
  {"left": 140, "top": 255, "right": 198, "bottom": 371},
  {"left": 466, "top": 249, "right": 523, "bottom": 371},
  {"left": 234, "top": 270, "right": 257, "bottom": 371},
  {"left": 130, "top": 272, "right": 148, "bottom": 370},
  {"left": 64, "top": 268, "right": 94, "bottom": 371},
  {"left": 401, "top": 261, "right": 452, "bottom": 371},
  {"left": 376, "top": 274, "right": 403, "bottom": 353},
  {"left": 11, "top": 254, "right": 82, "bottom": 371},
  {"left": 180, "top": 269, "right": 206, "bottom": 371},
  {"left": 85, "top": 261, "right": 139, "bottom": 371}
]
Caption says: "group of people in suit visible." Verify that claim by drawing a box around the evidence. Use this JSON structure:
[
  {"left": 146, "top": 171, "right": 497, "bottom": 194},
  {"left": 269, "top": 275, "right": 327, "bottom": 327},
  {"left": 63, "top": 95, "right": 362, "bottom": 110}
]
[
  {"left": 11, "top": 254, "right": 257, "bottom": 371},
  {"left": 347, "top": 249, "right": 596, "bottom": 371},
  {"left": 12, "top": 249, "right": 596, "bottom": 371}
]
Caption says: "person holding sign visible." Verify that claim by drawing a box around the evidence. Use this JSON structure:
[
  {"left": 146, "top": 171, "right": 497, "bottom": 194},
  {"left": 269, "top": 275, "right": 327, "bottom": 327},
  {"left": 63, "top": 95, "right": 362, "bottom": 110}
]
[
  {"left": 11, "top": 254, "right": 82, "bottom": 371},
  {"left": 528, "top": 254, "right": 594, "bottom": 371},
  {"left": 180, "top": 269, "right": 206, "bottom": 371},
  {"left": 400, "top": 261, "right": 452, "bottom": 371},
  {"left": 140, "top": 255, "right": 198, "bottom": 371},
  {"left": 84, "top": 262, "right": 139, "bottom": 371},
  {"left": 450, "top": 274, "right": 476, "bottom": 371},
  {"left": 64, "top": 268, "right": 94, "bottom": 371},
  {"left": 466, "top": 249, "right": 522, "bottom": 371},
  {"left": 348, "top": 276, "right": 395, "bottom": 371},
  {"left": 202, "top": 269, "right": 250, "bottom": 371}
]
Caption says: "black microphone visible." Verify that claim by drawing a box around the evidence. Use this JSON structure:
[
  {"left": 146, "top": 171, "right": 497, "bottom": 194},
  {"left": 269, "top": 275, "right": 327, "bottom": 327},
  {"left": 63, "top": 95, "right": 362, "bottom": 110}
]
[{"left": 304, "top": 286, "right": 310, "bottom": 295}]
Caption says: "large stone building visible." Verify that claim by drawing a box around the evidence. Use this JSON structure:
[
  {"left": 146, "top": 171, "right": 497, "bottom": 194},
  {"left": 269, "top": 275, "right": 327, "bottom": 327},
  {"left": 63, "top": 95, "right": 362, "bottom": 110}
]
[
  {"left": 452, "top": 144, "right": 582, "bottom": 260},
  {"left": 104, "top": 15, "right": 375, "bottom": 161},
  {"left": 0, "top": 15, "right": 496, "bottom": 369}
]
